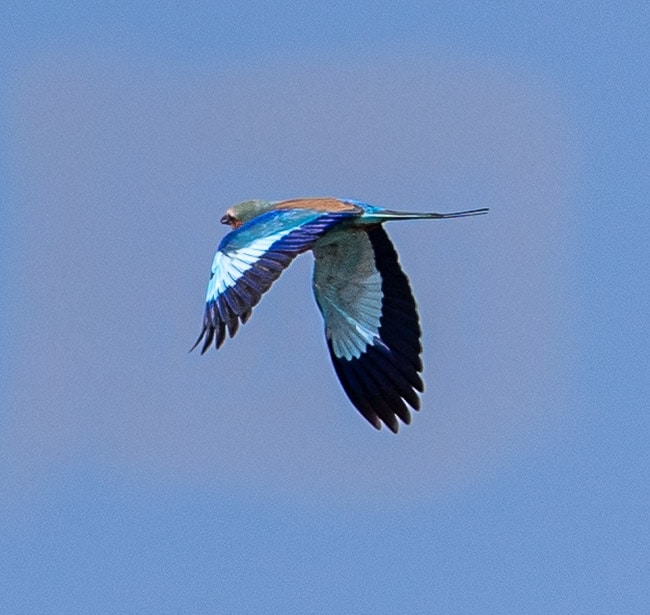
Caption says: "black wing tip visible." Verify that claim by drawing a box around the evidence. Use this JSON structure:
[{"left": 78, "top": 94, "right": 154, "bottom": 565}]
[
  {"left": 191, "top": 311, "right": 249, "bottom": 355},
  {"left": 376, "top": 396, "right": 421, "bottom": 434},
  {"left": 189, "top": 328, "right": 206, "bottom": 354},
  {"left": 328, "top": 340, "right": 422, "bottom": 434},
  {"left": 194, "top": 289, "right": 257, "bottom": 355},
  {"left": 365, "top": 414, "right": 383, "bottom": 432},
  {"left": 385, "top": 417, "right": 400, "bottom": 434},
  {"left": 189, "top": 328, "right": 215, "bottom": 354},
  {"left": 367, "top": 415, "right": 401, "bottom": 434}
]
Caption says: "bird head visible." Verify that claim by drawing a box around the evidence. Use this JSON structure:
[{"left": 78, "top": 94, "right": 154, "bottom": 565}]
[{"left": 220, "top": 199, "right": 276, "bottom": 229}]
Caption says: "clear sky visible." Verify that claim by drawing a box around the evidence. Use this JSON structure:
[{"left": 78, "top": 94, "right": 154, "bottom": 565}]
[{"left": 1, "top": 2, "right": 648, "bottom": 613}]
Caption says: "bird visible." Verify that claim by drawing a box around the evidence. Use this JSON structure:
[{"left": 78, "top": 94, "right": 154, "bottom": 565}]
[{"left": 192, "top": 197, "right": 488, "bottom": 433}]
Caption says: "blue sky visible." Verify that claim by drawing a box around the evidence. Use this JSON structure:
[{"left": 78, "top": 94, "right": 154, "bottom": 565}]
[{"left": 2, "top": 2, "right": 648, "bottom": 613}]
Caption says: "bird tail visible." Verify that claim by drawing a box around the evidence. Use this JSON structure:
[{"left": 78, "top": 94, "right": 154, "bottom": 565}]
[{"left": 374, "top": 207, "right": 489, "bottom": 221}]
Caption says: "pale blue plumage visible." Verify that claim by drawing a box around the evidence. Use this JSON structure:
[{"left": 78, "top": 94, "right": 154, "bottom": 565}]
[
  {"left": 312, "top": 228, "right": 384, "bottom": 361},
  {"left": 193, "top": 197, "right": 488, "bottom": 432}
]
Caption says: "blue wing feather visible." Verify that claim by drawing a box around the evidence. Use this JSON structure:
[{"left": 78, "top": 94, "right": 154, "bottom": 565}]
[{"left": 193, "top": 209, "right": 354, "bottom": 352}]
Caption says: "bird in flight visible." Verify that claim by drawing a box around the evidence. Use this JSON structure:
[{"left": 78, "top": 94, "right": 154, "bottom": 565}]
[{"left": 193, "top": 197, "right": 488, "bottom": 433}]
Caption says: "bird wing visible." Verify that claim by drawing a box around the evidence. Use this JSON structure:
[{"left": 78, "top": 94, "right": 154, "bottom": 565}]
[
  {"left": 312, "top": 225, "right": 423, "bottom": 432},
  {"left": 194, "top": 208, "right": 354, "bottom": 352}
]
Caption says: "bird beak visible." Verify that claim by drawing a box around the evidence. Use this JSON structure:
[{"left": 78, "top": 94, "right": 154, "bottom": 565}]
[{"left": 220, "top": 214, "right": 230, "bottom": 225}]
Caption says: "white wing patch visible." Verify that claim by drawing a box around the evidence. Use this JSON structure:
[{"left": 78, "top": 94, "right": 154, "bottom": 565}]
[
  {"left": 312, "top": 229, "right": 383, "bottom": 360},
  {"left": 206, "top": 227, "right": 296, "bottom": 301}
]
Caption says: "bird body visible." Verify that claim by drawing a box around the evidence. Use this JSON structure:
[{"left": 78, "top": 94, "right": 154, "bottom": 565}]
[{"left": 194, "top": 197, "right": 488, "bottom": 432}]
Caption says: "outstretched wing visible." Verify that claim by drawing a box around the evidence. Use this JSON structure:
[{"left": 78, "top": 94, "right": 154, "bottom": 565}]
[
  {"left": 312, "top": 225, "right": 423, "bottom": 433},
  {"left": 194, "top": 209, "right": 353, "bottom": 352}
]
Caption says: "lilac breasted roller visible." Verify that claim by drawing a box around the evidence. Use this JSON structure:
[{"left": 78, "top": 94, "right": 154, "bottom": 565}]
[{"left": 192, "top": 197, "right": 488, "bottom": 433}]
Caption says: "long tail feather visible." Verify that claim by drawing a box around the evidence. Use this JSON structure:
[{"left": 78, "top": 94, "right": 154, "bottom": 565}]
[{"left": 375, "top": 207, "right": 489, "bottom": 220}]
